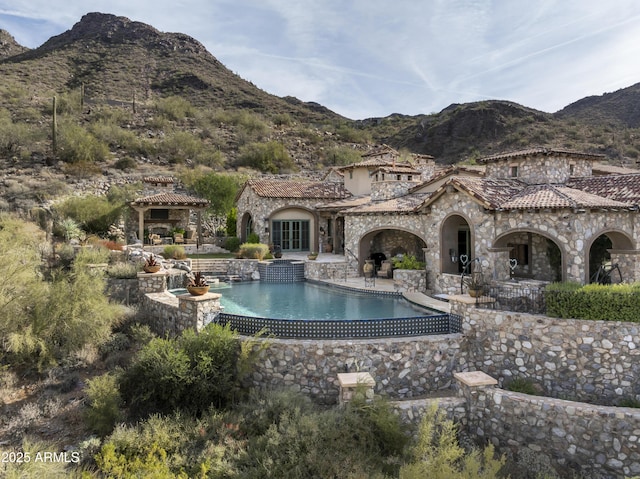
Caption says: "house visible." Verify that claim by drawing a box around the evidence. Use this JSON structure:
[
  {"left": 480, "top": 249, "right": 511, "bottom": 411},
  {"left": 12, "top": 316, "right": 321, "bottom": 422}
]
[{"left": 236, "top": 146, "right": 640, "bottom": 293}]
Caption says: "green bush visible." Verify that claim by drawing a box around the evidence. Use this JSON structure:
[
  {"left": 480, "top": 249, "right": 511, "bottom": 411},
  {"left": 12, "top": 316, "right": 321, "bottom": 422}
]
[
  {"left": 58, "top": 122, "right": 110, "bottom": 163},
  {"left": 163, "top": 244, "right": 186, "bottom": 260},
  {"left": 545, "top": 282, "right": 640, "bottom": 321},
  {"left": 84, "top": 373, "right": 123, "bottom": 436},
  {"left": 119, "top": 323, "right": 242, "bottom": 418},
  {"left": 155, "top": 95, "right": 195, "bottom": 121},
  {"left": 246, "top": 232, "right": 260, "bottom": 244},
  {"left": 106, "top": 262, "right": 141, "bottom": 279},
  {"left": 224, "top": 236, "right": 240, "bottom": 252},
  {"left": 236, "top": 141, "right": 296, "bottom": 173},
  {"left": 238, "top": 242, "right": 269, "bottom": 260},
  {"left": 392, "top": 254, "right": 425, "bottom": 270},
  {"left": 506, "top": 377, "right": 540, "bottom": 395},
  {"left": 54, "top": 194, "right": 124, "bottom": 236},
  {"left": 74, "top": 246, "right": 111, "bottom": 266}
]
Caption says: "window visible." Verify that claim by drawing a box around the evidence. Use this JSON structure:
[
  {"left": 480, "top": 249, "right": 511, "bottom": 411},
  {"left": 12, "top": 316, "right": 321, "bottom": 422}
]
[
  {"left": 349, "top": 171, "right": 353, "bottom": 179},
  {"left": 509, "top": 165, "right": 518, "bottom": 178},
  {"left": 271, "top": 220, "right": 310, "bottom": 251},
  {"left": 408, "top": 175, "right": 413, "bottom": 181},
  {"left": 569, "top": 163, "right": 575, "bottom": 175},
  {"left": 396, "top": 174, "right": 401, "bottom": 180}
]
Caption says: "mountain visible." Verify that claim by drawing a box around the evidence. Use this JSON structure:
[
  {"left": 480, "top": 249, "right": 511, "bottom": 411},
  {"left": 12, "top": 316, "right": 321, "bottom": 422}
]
[
  {"left": 0, "top": 12, "right": 343, "bottom": 122},
  {"left": 0, "top": 30, "right": 28, "bottom": 60},
  {"left": 1, "top": 11, "right": 640, "bottom": 173},
  {"left": 556, "top": 83, "right": 640, "bottom": 129}
]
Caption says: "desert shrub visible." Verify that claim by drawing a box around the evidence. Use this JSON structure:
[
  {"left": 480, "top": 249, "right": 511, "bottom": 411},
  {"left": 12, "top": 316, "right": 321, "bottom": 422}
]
[
  {"left": 273, "top": 112, "right": 292, "bottom": 126},
  {"left": 74, "top": 246, "right": 111, "bottom": 266},
  {"left": 179, "top": 171, "right": 246, "bottom": 216},
  {"left": 90, "top": 119, "right": 141, "bottom": 150},
  {"left": 107, "top": 261, "right": 142, "bottom": 279},
  {"left": 57, "top": 122, "right": 110, "bottom": 163},
  {"left": 545, "top": 281, "right": 640, "bottom": 321},
  {"left": 163, "top": 244, "right": 186, "bottom": 260},
  {"left": 84, "top": 373, "right": 123, "bottom": 436},
  {"left": 235, "top": 390, "right": 407, "bottom": 478},
  {"left": 119, "top": 323, "right": 242, "bottom": 418},
  {"left": 322, "top": 145, "right": 362, "bottom": 166},
  {"left": 54, "top": 194, "right": 124, "bottom": 236},
  {"left": 155, "top": 95, "right": 195, "bottom": 121},
  {"left": 158, "top": 130, "right": 203, "bottom": 163},
  {"left": 399, "top": 403, "right": 506, "bottom": 478},
  {"left": 114, "top": 156, "right": 137, "bottom": 170},
  {"left": 224, "top": 236, "right": 240, "bottom": 252},
  {"left": 506, "top": 377, "right": 540, "bottom": 395},
  {"left": 335, "top": 124, "right": 372, "bottom": 143},
  {"left": 236, "top": 141, "right": 296, "bottom": 173},
  {"left": 238, "top": 242, "right": 269, "bottom": 260}
]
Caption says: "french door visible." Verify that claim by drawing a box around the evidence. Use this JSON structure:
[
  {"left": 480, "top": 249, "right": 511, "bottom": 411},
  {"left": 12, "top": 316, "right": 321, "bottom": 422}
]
[{"left": 272, "top": 220, "right": 310, "bottom": 251}]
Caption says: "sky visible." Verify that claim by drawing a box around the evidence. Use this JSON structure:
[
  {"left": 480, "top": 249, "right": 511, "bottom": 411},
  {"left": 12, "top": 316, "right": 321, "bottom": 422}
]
[{"left": 1, "top": 1, "right": 640, "bottom": 120}]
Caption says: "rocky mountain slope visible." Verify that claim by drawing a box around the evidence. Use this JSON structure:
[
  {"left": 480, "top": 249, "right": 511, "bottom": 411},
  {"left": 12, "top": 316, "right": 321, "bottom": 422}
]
[{"left": 0, "top": 11, "right": 639, "bottom": 175}]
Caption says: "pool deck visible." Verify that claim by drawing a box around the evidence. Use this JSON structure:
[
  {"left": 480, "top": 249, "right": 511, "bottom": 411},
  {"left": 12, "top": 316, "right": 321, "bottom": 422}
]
[{"left": 281, "top": 252, "right": 451, "bottom": 314}]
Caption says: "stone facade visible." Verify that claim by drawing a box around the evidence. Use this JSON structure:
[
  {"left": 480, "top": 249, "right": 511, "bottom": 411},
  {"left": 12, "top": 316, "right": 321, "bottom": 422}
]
[
  {"left": 392, "top": 269, "right": 426, "bottom": 292},
  {"left": 484, "top": 154, "right": 592, "bottom": 183},
  {"left": 142, "top": 291, "right": 221, "bottom": 337}
]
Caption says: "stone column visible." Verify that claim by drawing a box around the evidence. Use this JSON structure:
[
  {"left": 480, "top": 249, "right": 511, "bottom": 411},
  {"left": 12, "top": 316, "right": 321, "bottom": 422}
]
[
  {"left": 487, "top": 247, "right": 512, "bottom": 282},
  {"left": 177, "top": 292, "right": 222, "bottom": 332},
  {"left": 337, "top": 372, "right": 376, "bottom": 406},
  {"left": 608, "top": 249, "right": 640, "bottom": 283},
  {"left": 137, "top": 270, "right": 168, "bottom": 294},
  {"left": 453, "top": 371, "right": 498, "bottom": 440}
]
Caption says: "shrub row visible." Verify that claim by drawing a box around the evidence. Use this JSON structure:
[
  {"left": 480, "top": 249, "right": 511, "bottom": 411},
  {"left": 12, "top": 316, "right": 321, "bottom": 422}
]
[{"left": 545, "top": 282, "right": 640, "bottom": 321}]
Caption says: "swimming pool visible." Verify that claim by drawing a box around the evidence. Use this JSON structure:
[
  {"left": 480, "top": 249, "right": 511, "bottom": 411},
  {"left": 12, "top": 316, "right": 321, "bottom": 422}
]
[{"left": 171, "top": 281, "right": 461, "bottom": 339}]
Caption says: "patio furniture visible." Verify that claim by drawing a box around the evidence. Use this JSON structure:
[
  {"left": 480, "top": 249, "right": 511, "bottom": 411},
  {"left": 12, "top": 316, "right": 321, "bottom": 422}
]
[
  {"left": 174, "top": 232, "right": 185, "bottom": 244},
  {"left": 149, "top": 233, "right": 163, "bottom": 245},
  {"left": 378, "top": 260, "right": 393, "bottom": 278}
]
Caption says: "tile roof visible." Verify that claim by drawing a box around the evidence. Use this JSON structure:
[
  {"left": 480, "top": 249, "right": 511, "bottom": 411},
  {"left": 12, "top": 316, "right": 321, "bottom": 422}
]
[
  {"left": 315, "top": 195, "right": 372, "bottom": 210},
  {"left": 591, "top": 163, "right": 640, "bottom": 176},
  {"left": 372, "top": 165, "right": 421, "bottom": 175},
  {"left": 478, "top": 147, "right": 606, "bottom": 164},
  {"left": 361, "top": 144, "right": 399, "bottom": 158},
  {"left": 143, "top": 176, "right": 175, "bottom": 184},
  {"left": 246, "top": 179, "right": 350, "bottom": 199},
  {"left": 427, "top": 176, "right": 633, "bottom": 211},
  {"left": 344, "top": 193, "right": 431, "bottom": 214},
  {"left": 131, "top": 193, "right": 209, "bottom": 207},
  {"left": 567, "top": 174, "right": 640, "bottom": 206}
]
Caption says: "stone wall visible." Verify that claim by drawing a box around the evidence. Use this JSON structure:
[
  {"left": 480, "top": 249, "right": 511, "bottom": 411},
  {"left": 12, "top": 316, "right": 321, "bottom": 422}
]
[
  {"left": 304, "top": 260, "right": 353, "bottom": 281},
  {"left": 460, "top": 382, "right": 640, "bottom": 479},
  {"left": 106, "top": 278, "right": 139, "bottom": 304},
  {"left": 370, "top": 179, "right": 420, "bottom": 201},
  {"left": 483, "top": 154, "right": 592, "bottom": 184},
  {"left": 142, "top": 291, "right": 221, "bottom": 337},
  {"left": 246, "top": 334, "right": 467, "bottom": 404},
  {"left": 451, "top": 298, "right": 640, "bottom": 404},
  {"left": 392, "top": 269, "right": 426, "bottom": 292}
]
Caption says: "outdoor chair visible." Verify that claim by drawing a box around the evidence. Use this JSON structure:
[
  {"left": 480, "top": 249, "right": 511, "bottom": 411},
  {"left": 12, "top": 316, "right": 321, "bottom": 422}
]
[
  {"left": 378, "top": 260, "right": 393, "bottom": 278},
  {"left": 174, "top": 232, "right": 185, "bottom": 244},
  {"left": 149, "top": 233, "right": 163, "bottom": 245}
]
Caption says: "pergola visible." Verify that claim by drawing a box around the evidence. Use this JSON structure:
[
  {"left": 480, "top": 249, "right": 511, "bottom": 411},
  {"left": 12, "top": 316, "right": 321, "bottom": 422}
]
[{"left": 130, "top": 192, "right": 210, "bottom": 246}]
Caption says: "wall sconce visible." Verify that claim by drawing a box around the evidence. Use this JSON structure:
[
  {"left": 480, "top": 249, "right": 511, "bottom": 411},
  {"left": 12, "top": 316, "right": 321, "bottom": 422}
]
[
  {"left": 265, "top": 226, "right": 269, "bottom": 233},
  {"left": 449, "top": 249, "right": 458, "bottom": 263},
  {"left": 319, "top": 226, "right": 325, "bottom": 234}
]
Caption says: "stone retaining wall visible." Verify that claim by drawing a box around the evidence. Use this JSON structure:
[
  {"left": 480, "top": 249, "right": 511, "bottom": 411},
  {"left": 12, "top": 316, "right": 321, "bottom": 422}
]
[
  {"left": 461, "top": 382, "right": 640, "bottom": 479},
  {"left": 392, "top": 269, "right": 426, "bottom": 292},
  {"left": 451, "top": 297, "right": 640, "bottom": 405},
  {"left": 246, "top": 334, "right": 467, "bottom": 404}
]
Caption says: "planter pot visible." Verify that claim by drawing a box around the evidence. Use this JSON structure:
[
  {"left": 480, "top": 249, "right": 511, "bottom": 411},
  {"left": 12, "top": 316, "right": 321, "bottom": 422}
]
[
  {"left": 468, "top": 288, "right": 483, "bottom": 297},
  {"left": 144, "top": 265, "right": 161, "bottom": 273},
  {"left": 307, "top": 255, "right": 318, "bottom": 260},
  {"left": 324, "top": 242, "right": 333, "bottom": 253},
  {"left": 187, "top": 285, "right": 210, "bottom": 296}
]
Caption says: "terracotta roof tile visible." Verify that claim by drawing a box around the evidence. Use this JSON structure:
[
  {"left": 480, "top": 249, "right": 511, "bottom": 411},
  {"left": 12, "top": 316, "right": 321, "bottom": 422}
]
[
  {"left": 143, "top": 176, "right": 175, "bottom": 184},
  {"left": 372, "top": 165, "right": 421, "bottom": 175},
  {"left": 344, "top": 193, "right": 431, "bottom": 214},
  {"left": 478, "top": 147, "right": 605, "bottom": 164},
  {"left": 132, "top": 193, "right": 209, "bottom": 206},
  {"left": 316, "top": 195, "right": 371, "bottom": 210},
  {"left": 502, "top": 185, "right": 629, "bottom": 210},
  {"left": 567, "top": 174, "right": 640, "bottom": 206},
  {"left": 247, "top": 179, "right": 350, "bottom": 199}
]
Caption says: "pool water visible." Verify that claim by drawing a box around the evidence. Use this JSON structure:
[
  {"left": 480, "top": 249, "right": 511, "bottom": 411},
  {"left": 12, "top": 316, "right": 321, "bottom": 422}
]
[{"left": 174, "top": 281, "right": 434, "bottom": 320}]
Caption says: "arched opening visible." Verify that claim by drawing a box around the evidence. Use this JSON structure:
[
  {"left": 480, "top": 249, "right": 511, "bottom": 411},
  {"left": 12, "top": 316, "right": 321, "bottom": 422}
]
[
  {"left": 587, "top": 231, "right": 633, "bottom": 283},
  {"left": 441, "top": 214, "right": 472, "bottom": 274},
  {"left": 358, "top": 228, "right": 426, "bottom": 274},
  {"left": 494, "top": 230, "right": 563, "bottom": 282},
  {"left": 270, "top": 207, "right": 316, "bottom": 252},
  {"left": 240, "top": 212, "right": 253, "bottom": 243}
]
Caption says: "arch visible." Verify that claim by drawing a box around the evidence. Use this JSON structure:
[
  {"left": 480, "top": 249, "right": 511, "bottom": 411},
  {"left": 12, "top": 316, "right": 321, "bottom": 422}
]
[
  {"left": 239, "top": 212, "right": 253, "bottom": 243},
  {"left": 269, "top": 206, "right": 319, "bottom": 252},
  {"left": 357, "top": 226, "right": 427, "bottom": 274},
  {"left": 494, "top": 228, "right": 565, "bottom": 282},
  {"left": 440, "top": 213, "right": 474, "bottom": 274},
  {"left": 586, "top": 229, "right": 634, "bottom": 283}
]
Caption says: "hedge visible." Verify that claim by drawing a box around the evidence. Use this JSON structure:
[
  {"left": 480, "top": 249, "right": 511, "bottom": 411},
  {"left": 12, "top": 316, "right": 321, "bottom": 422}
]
[{"left": 545, "top": 282, "right": 640, "bottom": 321}]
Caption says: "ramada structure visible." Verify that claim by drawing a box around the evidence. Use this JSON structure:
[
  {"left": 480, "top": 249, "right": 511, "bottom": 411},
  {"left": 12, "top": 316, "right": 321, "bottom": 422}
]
[{"left": 236, "top": 145, "right": 640, "bottom": 294}]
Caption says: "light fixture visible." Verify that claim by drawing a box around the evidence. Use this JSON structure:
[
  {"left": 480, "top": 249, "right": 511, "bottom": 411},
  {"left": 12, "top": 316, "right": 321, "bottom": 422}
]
[{"left": 449, "top": 249, "right": 458, "bottom": 264}]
